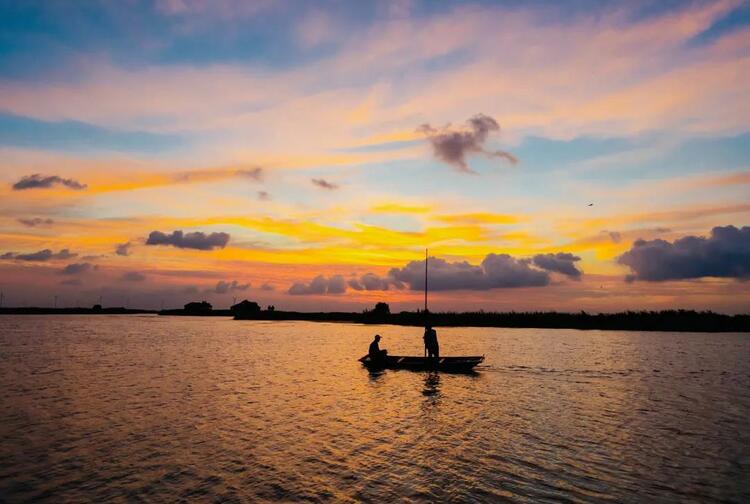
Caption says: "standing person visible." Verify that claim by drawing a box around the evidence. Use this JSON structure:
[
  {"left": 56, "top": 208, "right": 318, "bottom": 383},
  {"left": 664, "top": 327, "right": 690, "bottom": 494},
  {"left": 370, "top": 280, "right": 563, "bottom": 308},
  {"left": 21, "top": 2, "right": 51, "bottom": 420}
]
[{"left": 424, "top": 325, "right": 439, "bottom": 359}]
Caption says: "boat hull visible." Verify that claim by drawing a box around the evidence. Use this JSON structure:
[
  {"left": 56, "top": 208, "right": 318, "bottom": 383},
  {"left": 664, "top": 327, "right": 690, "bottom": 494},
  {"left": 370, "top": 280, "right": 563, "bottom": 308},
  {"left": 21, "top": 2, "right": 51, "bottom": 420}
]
[{"left": 358, "top": 354, "right": 484, "bottom": 372}]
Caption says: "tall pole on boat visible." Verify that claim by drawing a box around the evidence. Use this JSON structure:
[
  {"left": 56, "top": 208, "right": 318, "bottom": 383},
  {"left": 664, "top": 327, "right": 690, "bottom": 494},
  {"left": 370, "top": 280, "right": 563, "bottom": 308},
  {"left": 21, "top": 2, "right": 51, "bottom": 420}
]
[
  {"left": 424, "top": 248, "right": 428, "bottom": 357},
  {"left": 424, "top": 248, "right": 428, "bottom": 314}
]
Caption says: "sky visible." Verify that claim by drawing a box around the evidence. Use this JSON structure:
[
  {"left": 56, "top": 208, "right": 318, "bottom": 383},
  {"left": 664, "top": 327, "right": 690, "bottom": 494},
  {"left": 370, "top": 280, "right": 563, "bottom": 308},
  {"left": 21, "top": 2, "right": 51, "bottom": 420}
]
[{"left": 0, "top": 0, "right": 749, "bottom": 312}]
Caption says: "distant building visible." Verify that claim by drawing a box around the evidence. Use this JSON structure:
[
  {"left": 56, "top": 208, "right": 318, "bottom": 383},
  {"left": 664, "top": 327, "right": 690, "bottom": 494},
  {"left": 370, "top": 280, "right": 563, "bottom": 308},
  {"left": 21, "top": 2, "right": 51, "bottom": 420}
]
[{"left": 231, "top": 300, "right": 261, "bottom": 315}]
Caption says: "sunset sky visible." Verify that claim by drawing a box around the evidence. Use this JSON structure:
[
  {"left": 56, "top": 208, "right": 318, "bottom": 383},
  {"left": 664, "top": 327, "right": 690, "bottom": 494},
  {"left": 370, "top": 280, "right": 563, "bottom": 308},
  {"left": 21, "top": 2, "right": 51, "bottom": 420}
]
[{"left": 1, "top": 0, "right": 749, "bottom": 312}]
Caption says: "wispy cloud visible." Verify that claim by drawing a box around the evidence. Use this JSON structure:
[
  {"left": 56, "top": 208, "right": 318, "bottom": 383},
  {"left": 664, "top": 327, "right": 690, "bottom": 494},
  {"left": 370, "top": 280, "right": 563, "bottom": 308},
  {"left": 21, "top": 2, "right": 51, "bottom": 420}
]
[
  {"left": 60, "top": 262, "right": 95, "bottom": 275},
  {"left": 417, "top": 114, "right": 517, "bottom": 173},
  {"left": 121, "top": 271, "right": 146, "bottom": 281},
  {"left": 12, "top": 174, "right": 87, "bottom": 191},
  {"left": 311, "top": 178, "right": 339, "bottom": 190},
  {"left": 115, "top": 242, "right": 132, "bottom": 256},
  {"left": 2, "top": 248, "right": 77, "bottom": 261},
  {"left": 18, "top": 217, "right": 54, "bottom": 227}
]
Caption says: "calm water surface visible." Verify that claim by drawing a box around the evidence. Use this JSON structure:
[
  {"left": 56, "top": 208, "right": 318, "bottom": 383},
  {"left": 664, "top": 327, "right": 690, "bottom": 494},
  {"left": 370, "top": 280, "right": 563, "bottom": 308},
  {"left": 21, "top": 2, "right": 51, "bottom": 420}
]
[{"left": 1, "top": 315, "right": 749, "bottom": 503}]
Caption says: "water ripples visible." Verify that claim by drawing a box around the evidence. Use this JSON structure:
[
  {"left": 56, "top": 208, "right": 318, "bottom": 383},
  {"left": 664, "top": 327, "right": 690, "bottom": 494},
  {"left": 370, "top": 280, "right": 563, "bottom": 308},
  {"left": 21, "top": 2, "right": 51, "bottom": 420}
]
[{"left": 1, "top": 316, "right": 749, "bottom": 502}]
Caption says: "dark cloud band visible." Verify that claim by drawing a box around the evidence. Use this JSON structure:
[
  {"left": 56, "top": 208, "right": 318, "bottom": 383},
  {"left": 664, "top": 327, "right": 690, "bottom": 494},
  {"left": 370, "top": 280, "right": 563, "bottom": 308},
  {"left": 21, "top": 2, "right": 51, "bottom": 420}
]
[
  {"left": 12, "top": 174, "right": 87, "bottom": 190},
  {"left": 289, "top": 251, "right": 582, "bottom": 295},
  {"left": 532, "top": 253, "right": 582, "bottom": 279},
  {"left": 60, "top": 262, "right": 95, "bottom": 275},
  {"left": 1, "top": 248, "right": 77, "bottom": 261},
  {"left": 146, "top": 230, "right": 230, "bottom": 250},
  {"left": 289, "top": 275, "right": 346, "bottom": 295},
  {"left": 18, "top": 218, "right": 54, "bottom": 227},
  {"left": 618, "top": 225, "right": 750, "bottom": 281}
]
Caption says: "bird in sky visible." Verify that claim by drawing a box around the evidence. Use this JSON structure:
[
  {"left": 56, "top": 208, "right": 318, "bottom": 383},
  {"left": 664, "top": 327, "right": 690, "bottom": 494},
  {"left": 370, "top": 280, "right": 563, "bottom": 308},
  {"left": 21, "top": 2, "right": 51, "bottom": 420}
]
[{"left": 587, "top": 203, "right": 594, "bottom": 206}]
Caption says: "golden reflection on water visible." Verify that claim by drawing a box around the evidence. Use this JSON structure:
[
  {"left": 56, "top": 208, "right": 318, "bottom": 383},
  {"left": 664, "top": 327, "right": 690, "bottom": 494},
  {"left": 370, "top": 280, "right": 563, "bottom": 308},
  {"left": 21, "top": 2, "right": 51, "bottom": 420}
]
[{"left": 0, "top": 315, "right": 749, "bottom": 502}]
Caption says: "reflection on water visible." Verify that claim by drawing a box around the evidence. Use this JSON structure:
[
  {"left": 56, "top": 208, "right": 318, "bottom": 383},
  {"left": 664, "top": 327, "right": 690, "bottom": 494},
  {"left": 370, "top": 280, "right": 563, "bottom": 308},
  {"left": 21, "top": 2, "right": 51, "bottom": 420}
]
[
  {"left": 1, "top": 315, "right": 749, "bottom": 502},
  {"left": 422, "top": 372, "right": 440, "bottom": 397}
]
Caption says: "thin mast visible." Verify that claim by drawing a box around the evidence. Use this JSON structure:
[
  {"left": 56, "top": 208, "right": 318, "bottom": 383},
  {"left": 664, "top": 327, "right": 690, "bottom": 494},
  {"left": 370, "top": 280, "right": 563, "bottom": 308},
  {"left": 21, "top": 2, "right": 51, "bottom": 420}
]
[{"left": 424, "top": 248, "right": 428, "bottom": 313}]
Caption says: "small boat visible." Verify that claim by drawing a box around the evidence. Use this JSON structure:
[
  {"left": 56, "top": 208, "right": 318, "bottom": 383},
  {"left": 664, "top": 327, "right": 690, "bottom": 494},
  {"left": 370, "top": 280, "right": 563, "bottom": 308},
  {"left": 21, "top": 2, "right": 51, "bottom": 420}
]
[
  {"left": 358, "top": 249, "right": 487, "bottom": 373},
  {"left": 358, "top": 354, "right": 484, "bottom": 372}
]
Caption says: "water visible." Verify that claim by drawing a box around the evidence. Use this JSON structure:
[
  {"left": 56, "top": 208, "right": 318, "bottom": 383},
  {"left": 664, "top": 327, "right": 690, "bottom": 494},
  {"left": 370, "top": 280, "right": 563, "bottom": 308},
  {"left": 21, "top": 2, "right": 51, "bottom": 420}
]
[{"left": 1, "top": 316, "right": 748, "bottom": 503}]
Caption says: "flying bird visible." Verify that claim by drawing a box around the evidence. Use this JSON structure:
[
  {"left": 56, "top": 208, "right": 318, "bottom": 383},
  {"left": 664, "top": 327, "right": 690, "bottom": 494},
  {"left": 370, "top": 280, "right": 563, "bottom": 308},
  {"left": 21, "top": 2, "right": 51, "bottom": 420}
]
[{"left": 587, "top": 203, "right": 594, "bottom": 206}]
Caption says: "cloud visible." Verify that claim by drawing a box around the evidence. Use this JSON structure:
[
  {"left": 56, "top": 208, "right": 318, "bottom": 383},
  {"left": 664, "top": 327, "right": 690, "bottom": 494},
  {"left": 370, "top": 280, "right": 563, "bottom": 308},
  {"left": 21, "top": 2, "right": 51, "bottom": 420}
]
[
  {"left": 213, "top": 280, "right": 250, "bottom": 294},
  {"left": 61, "top": 262, "right": 95, "bottom": 275},
  {"left": 61, "top": 278, "right": 82, "bottom": 286},
  {"left": 115, "top": 242, "right": 132, "bottom": 256},
  {"left": 175, "top": 166, "right": 264, "bottom": 183},
  {"left": 417, "top": 114, "right": 517, "bottom": 173},
  {"left": 146, "top": 230, "right": 230, "bottom": 250},
  {"left": 289, "top": 252, "right": 583, "bottom": 295},
  {"left": 257, "top": 191, "right": 271, "bottom": 200},
  {"left": 288, "top": 274, "right": 347, "bottom": 295},
  {"left": 18, "top": 218, "right": 54, "bottom": 227},
  {"left": 617, "top": 225, "right": 750, "bottom": 281},
  {"left": 348, "top": 272, "right": 403, "bottom": 291},
  {"left": 2, "top": 248, "right": 77, "bottom": 261},
  {"left": 311, "top": 178, "right": 339, "bottom": 190},
  {"left": 236, "top": 167, "right": 264, "bottom": 180},
  {"left": 607, "top": 231, "right": 622, "bottom": 243},
  {"left": 260, "top": 283, "right": 275, "bottom": 291},
  {"left": 121, "top": 271, "right": 146, "bottom": 281},
  {"left": 12, "top": 174, "right": 87, "bottom": 190},
  {"left": 390, "top": 254, "right": 551, "bottom": 290},
  {"left": 532, "top": 252, "right": 582, "bottom": 279}
]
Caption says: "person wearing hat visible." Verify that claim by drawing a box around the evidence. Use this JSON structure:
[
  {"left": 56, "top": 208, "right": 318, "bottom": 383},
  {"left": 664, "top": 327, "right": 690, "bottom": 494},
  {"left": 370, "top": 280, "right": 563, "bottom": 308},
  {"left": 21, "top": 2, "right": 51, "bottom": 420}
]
[{"left": 368, "top": 334, "right": 387, "bottom": 361}]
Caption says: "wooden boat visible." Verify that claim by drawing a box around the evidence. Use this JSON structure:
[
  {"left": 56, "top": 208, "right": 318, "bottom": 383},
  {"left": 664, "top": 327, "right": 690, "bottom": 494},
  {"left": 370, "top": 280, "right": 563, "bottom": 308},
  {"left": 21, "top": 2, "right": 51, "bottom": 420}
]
[
  {"left": 357, "top": 249, "right": 486, "bottom": 373},
  {"left": 358, "top": 354, "right": 484, "bottom": 372}
]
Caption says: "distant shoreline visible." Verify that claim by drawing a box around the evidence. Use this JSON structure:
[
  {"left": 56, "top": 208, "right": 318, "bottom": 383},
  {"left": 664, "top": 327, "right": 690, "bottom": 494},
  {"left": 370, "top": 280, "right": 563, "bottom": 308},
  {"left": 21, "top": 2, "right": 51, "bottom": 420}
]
[
  {"left": 0, "top": 307, "right": 156, "bottom": 315},
  {"left": 231, "top": 309, "right": 750, "bottom": 333},
  {"left": 3, "top": 307, "right": 747, "bottom": 332}
]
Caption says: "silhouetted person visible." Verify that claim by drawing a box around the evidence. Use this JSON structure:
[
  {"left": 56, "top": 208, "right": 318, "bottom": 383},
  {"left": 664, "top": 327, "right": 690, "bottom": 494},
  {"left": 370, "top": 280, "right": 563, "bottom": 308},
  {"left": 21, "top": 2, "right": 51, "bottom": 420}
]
[
  {"left": 424, "top": 325, "right": 439, "bottom": 359},
  {"left": 368, "top": 334, "right": 387, "bottom": 361}
]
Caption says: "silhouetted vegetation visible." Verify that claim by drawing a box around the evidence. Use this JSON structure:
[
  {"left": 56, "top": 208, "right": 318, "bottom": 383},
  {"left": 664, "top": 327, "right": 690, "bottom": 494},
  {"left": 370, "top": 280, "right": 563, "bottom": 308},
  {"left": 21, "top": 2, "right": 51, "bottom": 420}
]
[
  {"left": 233, "top": 306, "right": 750, "bottom": 332},
  {"left": 183, "top": 301, "right": 212, "bottom": 314},
  {"left": 3, "top": 301, "right": 747, "bottom": 332},
  {"left": 361, "top": 302, "right": 391, "bottom": 323}
]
